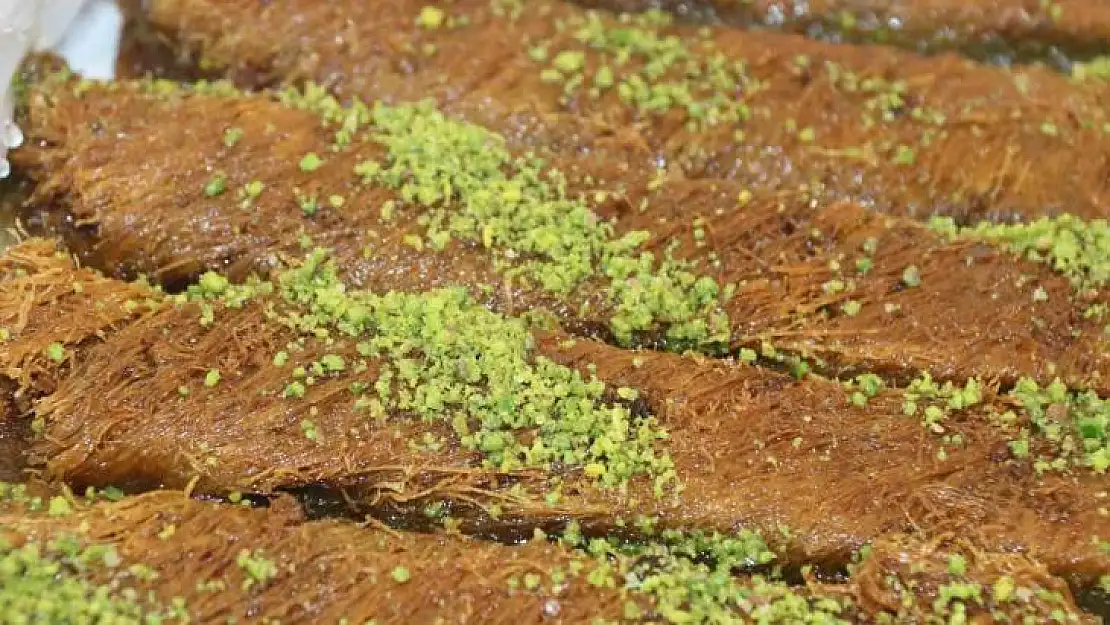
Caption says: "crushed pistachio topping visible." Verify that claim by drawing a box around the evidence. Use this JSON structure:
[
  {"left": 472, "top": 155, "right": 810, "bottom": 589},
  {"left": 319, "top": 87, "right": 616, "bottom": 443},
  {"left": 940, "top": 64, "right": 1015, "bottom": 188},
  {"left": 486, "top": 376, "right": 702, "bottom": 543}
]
[
  {"left": 0, "top": 534, "right": 181, "bottom": 622},
  {"left": 187, "top": 250, "right": 677, "bottom": 492},
  {"left": 929, "top": 215, "right": 1110, "bottom": 290},
  {"left": 279, "top": 87, "right": 728, "bottom": 349},
  {"left": 844, "top": 373, "right": 884, "bottom": 408},
  {"left": 559, "top": 523, "right": 850, "bottom": 623},
  {"left": 902, "top": 374, "right": 982, "bottom": 435},
  {"left": 873, "top": 541, "right": 1086, "bottom": 623},
  {"left": 0, "top": 481, "right": 45, "bottom": 510},
  {"left": 48, "top": 495, "right": 74, "bottom": 517},
  {"left": 862, "top": 370, "right": 1110, "bottom": 475},
  {"left": 204, "top": 172, "right": 227, "bottom": 197},
  {"left": 236, "top": 549, "right": 277, "bottom": 590},
  {"left": 85, "top": 75, "right": 729, "bottom": 351},
  {"left": 530, "top": 10, "right": 752, "bottom": 130},
  {"left": 1003, "top": 377, "right": 1109, "bottom": 474}
]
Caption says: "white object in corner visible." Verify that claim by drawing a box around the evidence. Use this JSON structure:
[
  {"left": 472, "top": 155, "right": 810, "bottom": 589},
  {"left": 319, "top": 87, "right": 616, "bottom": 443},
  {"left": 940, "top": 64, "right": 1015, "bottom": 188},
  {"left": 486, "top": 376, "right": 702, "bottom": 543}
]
[{"left": 54, "top": 0, "right": 123, "bottom": 80}]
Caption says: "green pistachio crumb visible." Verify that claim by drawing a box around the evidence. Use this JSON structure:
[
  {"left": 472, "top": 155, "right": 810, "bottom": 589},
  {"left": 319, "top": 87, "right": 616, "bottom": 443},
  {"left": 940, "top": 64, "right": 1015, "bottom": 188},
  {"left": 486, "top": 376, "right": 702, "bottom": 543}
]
[
  {"left": 301, "top": 419, "right": 319, "bottom": 441},
  {"left": 403, "top": 234, "right": 423, "bottom": 250},
  {"left": 196, "top": 272, "right": 229, "bottom": 296},
  {"left": 901, "top": 265, "right": 921, "bottom": 288},
  {"left": 552, "top": 50, "right": 586, "bottom": 74},
  {"left": 416, "top": 6, "right": 445, "bottom": 29},
  {"left": 236, "top": 549, "right": 277, "bottom": 590},
  {"left": 992, "top": 576, "right": 1015, "bottom": 602},
  {"left": 892, "top": 144, "right": 915, "bottom": 165},
  {"left": 616, "top": 387, "right": 639, "bottom": 401},
  {"left": 44, "top": 342, "right": 66, "bottom": 363},
  {"left": 299, "top": 152, "right": 323, "bottom": 172},
  {"left": 320, "top": 354, "right": 346, "bottom": 373},
  {"left": 204, "top": 172, "right": 227, "bottom": 197},
  {"left": 528, "top": 45, "right": 548, "bottom": 62},
  {"left": 283, "top": 381, "right": 307, "bottom": 398},
  {"left": 243, "top": 180, "right": 264, "bottom": 200},
  {"left": 391, "top": 566, "right": 412, "bottom": 583},
  {"left": 47, "top": 496, "right": 73, "bottom": 517},
  {"left": 223, "top": 127, "right": 244, "bottom": 147},
  {"left": 297, "top": 191, "right": 319, "bottom": 216}
]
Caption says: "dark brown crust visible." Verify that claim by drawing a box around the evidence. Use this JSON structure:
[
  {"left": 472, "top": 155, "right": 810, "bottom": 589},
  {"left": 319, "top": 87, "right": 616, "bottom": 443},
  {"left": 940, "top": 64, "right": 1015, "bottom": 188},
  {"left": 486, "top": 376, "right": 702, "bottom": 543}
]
[{"left": 135, "top": 0, "right": 1110, "bottom": 222}]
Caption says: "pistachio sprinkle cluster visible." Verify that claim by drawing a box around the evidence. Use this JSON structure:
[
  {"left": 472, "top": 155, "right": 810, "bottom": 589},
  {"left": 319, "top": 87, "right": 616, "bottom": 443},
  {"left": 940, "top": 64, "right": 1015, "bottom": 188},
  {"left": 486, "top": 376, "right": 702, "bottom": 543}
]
[
  {"left": 531, "top": 10, "right": 753, "bottom": 130},
  {"left": 185, "top": 249, "right": 678, "bottom": 492},
  {"left": 929, "top": 215, "right": 1110, "bottom": 291},
  {"left": 278, "top": 85, "right": 730, "bottom": 349}
]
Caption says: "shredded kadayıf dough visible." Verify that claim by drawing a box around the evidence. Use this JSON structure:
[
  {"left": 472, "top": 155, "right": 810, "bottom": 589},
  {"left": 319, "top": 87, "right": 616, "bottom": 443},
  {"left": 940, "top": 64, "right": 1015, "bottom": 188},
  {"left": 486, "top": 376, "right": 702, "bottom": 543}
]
[{"left": 0, "top": 0, "right": 89, "bottom": 178}]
